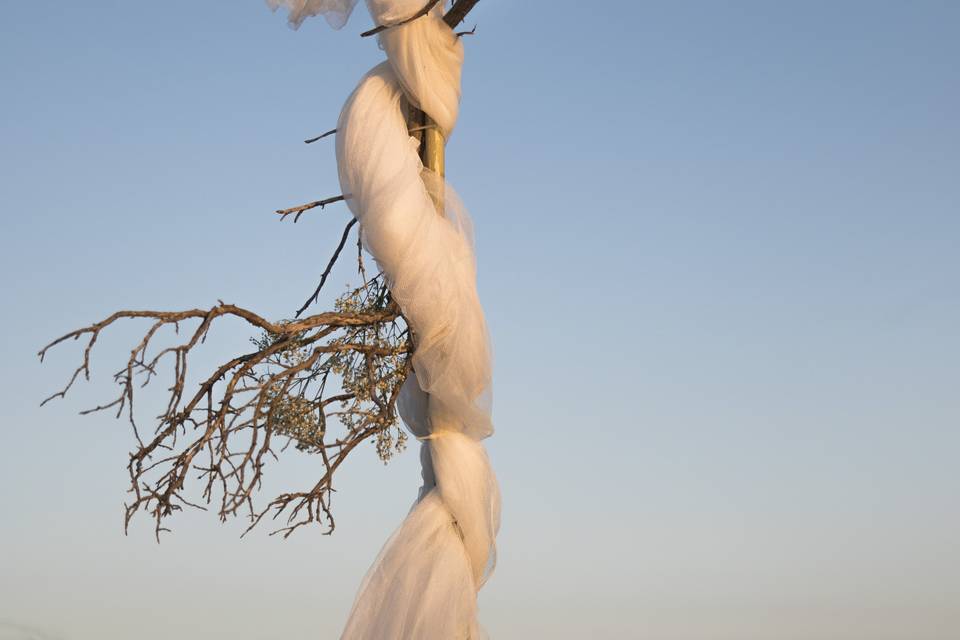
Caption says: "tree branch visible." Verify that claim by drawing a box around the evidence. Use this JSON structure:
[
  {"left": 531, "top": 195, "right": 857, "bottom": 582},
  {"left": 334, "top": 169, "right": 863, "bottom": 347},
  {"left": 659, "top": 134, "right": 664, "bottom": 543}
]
[
  {"left": 304, "top": 129, "right": 337, "bottom": 144},
  {"left": 361, "top": 0, "right": 441, "bottom": 37},
  {"left": 295, "top": 218, "right": 358, "bottom": 318},
  {"left": 359, "top": 0, "right": 480, "bottom": 37},
  {"left": 276, "top": 195, "right": 346, "bottom": 222},
  {"left": 40, "top": 287, "right": 411, "bottom": 539},
  {"left": 444, "top": 0, "right": 481, "bottom": 28}
]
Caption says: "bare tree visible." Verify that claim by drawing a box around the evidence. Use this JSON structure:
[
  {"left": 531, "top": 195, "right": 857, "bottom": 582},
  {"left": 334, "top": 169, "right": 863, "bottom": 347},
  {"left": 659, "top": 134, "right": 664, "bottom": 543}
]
[{"left": 38, "top": 0, "right": 481, "bottom": 541}]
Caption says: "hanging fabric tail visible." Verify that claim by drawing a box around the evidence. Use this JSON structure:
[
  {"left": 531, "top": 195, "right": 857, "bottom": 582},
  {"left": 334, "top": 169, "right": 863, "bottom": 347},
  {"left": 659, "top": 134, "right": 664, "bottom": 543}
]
[{"left": 267, "top": 1, "right": 500, "bottom": 637}]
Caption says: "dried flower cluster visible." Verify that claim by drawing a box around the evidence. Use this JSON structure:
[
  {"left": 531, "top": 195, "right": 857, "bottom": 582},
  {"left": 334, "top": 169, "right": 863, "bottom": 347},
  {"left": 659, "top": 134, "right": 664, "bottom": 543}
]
[
  {"left": 254, "top": 275, "right": 411, "bottom": 463},
  {"left": 40, "top": 228, "right": 412, "bottom": 539}
]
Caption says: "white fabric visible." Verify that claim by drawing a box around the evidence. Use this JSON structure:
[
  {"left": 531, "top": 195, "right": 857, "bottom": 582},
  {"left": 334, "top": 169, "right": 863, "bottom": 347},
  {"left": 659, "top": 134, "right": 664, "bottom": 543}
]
[
  {"left": 337, "top": 63, "right": 490, "bottom": 442},
  {"left": 268, "top": 2, "right": 500, "bottom": 637},
  {"left": 374, "top": 4, "right": 464, "bottom": 136},
  {"left": 267, "top": 0, "right": 359, "bottom": 29},
  {"left": 366, "top": 0, "right": 437, "bottom": 24}
]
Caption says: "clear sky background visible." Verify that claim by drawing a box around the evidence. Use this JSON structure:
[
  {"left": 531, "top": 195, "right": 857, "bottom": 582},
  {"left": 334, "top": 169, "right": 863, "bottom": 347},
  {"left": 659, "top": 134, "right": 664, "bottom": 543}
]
[{"left": 1, "top": 1, "right": 958, "bottom": 639}]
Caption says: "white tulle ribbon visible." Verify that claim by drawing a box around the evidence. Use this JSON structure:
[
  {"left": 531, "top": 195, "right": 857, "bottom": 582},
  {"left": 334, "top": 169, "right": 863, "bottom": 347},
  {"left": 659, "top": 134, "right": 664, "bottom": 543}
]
[{"left": 268, "top": 2, "right": 499, "bottom": 638}]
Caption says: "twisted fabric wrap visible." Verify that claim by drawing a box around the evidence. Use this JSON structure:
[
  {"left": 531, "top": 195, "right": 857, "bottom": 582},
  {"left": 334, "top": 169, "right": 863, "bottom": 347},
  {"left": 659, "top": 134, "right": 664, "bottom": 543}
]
[{"left": 269, "top": 2, "right": 499, "bottom": 637}]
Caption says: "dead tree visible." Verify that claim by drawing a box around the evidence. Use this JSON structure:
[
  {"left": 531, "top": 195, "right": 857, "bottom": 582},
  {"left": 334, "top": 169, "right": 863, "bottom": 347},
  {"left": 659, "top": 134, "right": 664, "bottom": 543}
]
[{"left": 38, "top": 0, "right": 481, "bottom": 541}]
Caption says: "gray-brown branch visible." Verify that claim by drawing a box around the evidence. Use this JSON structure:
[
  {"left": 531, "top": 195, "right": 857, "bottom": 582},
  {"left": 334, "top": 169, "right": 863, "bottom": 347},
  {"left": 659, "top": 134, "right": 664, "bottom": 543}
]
[
  {"left": 444, "top": 0, "right": 481, "bottom": 28},
  {"left": 295, "top": 218, "right": 359, "bottom": 318},
  {"left": 361, "top": 0, "right": 441, "bottom": 37},
  {"left": 276, "top": 195, "right": 346, "bottom": 222},
  {"left": 40, "top": 288, "right": 411, "bottom": 540}
]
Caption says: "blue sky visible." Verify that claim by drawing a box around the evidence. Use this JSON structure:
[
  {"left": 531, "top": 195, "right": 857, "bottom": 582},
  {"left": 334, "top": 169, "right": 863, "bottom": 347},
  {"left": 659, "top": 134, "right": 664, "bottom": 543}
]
[{"left": 1, "top": 1, "right": 958, "bottom": 638}]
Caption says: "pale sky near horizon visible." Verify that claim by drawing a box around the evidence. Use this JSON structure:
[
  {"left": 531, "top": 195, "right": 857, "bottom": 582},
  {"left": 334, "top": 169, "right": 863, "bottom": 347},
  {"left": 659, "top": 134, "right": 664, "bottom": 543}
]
[{"left": 1, "top": 1, "right": 958, "bottom": 639}]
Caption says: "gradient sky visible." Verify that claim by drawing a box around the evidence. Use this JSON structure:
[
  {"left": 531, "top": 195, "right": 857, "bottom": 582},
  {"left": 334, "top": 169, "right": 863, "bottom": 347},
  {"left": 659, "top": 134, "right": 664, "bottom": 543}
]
[{"left": 1, "top": 1, "right": 958, "bottom": 639}]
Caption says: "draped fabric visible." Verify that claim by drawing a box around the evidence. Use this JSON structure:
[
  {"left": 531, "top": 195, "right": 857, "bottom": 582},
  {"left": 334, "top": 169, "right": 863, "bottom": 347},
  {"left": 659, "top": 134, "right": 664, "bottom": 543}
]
[
  {"left": 269, "top": 2, "right": 499, "bottom": 638},
  {"left": 266, "top": 0, "right": 360, "bottom": 29}
]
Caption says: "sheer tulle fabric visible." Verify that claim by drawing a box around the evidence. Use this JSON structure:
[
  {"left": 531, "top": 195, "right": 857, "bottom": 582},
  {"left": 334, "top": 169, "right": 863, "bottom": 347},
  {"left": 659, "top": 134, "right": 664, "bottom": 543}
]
[
  {"left": 337, "top": 63, "right": 491, "bottom": 442},
  {"left": 372, "top": 3, "right": 464, "bottom": 135},
  {"left": 267, "top": 0, "right": 359, "bottom": 29},
  {"left": 267, "top": 2, "right": 499, "bottom": 638}
]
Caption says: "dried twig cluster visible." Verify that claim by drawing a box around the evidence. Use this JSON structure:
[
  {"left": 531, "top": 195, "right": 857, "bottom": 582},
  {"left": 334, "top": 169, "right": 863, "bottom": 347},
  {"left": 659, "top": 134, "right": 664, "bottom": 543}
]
[
  {"left": 40, "top": 260, "right": 411, "bottom": 539},
  {"left": 38, "top": 0, "right": 483, "bottom": 541}
]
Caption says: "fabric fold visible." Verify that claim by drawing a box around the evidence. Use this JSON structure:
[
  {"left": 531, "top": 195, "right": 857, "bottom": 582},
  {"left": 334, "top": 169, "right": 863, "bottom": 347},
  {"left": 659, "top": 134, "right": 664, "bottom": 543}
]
[{"left": 270, "top": 3, "right": 499, "bottom": 637}]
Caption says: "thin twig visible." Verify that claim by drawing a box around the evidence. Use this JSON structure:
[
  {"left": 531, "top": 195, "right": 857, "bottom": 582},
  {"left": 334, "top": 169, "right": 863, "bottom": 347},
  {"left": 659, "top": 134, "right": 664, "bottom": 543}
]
[
  {"left": 304, "top": 129, "right": 337, "bottom": 144},
  {"left": 305, "top": 125, "right": 436, "bottom": 147},
  {"left": 295, "top": 218, "right": 358, "bottom": 318},
  {"left": 276, "top": 195, "right": 345, "bottom": 222}
]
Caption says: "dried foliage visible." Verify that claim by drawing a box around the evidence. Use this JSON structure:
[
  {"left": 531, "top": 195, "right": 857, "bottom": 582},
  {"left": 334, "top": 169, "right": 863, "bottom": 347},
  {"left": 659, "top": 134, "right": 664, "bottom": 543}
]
[{"left": 40, "top": 234, "right": 411, "bottom": 539}]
